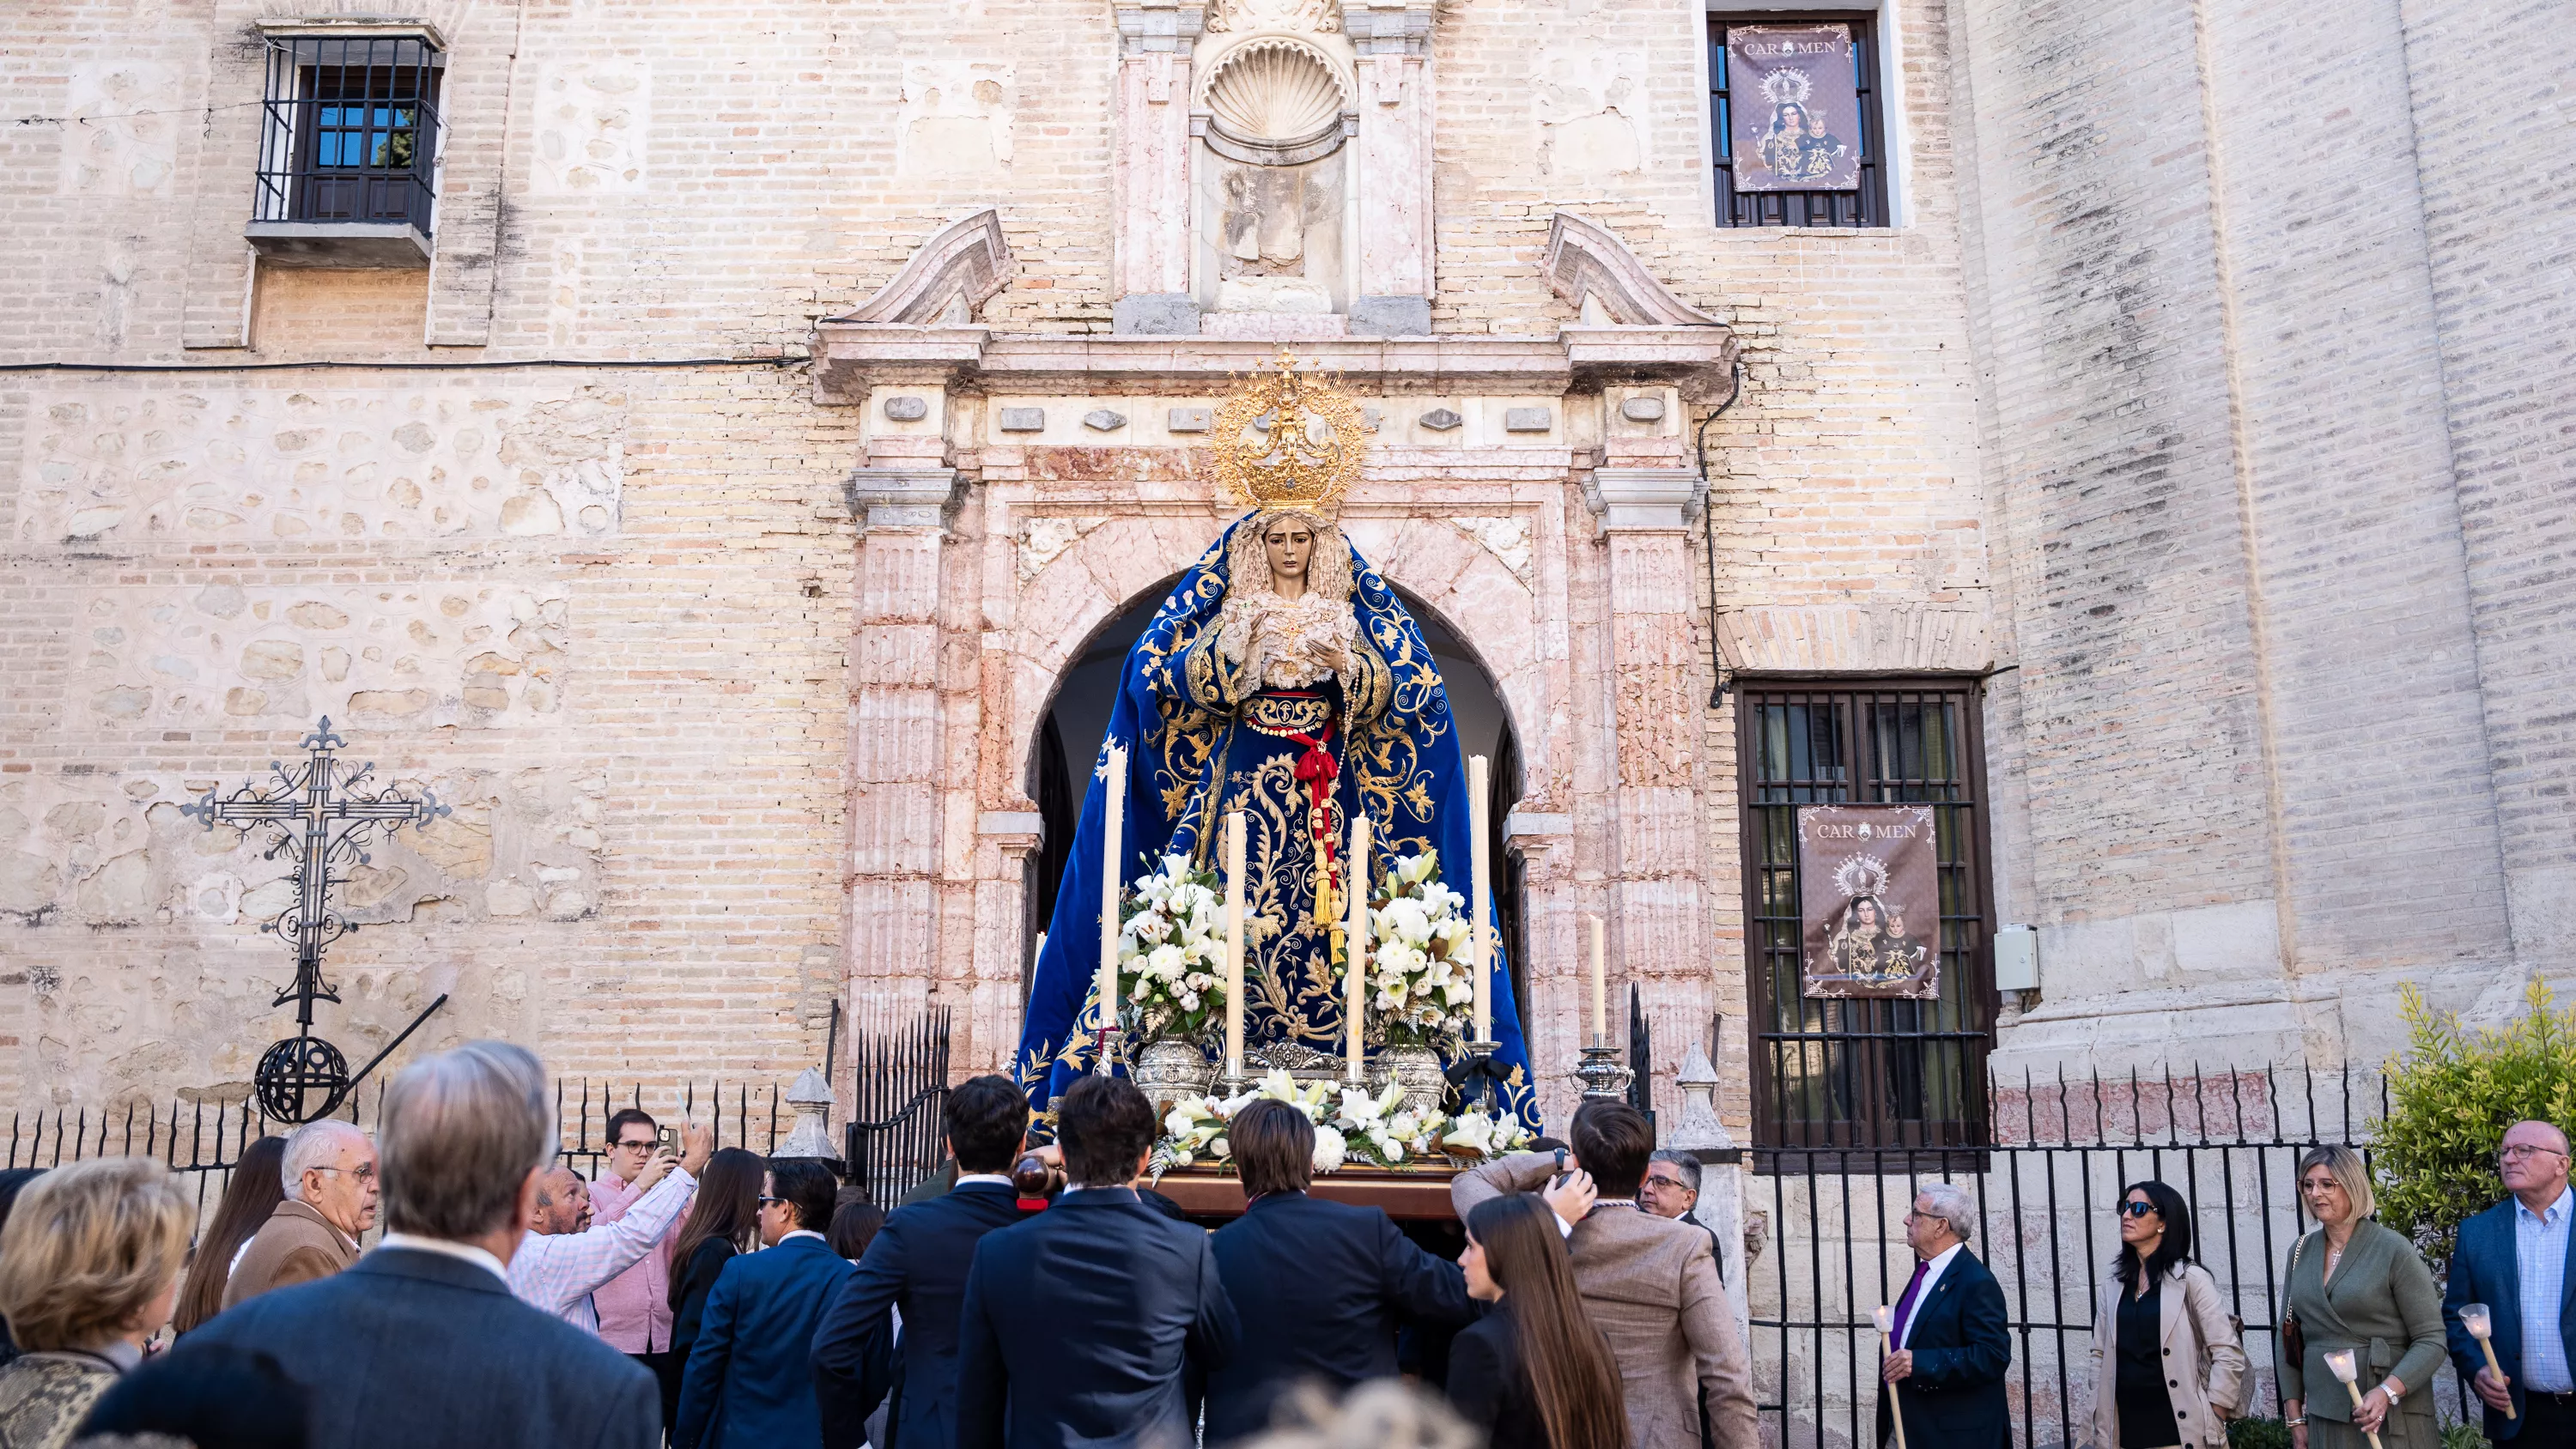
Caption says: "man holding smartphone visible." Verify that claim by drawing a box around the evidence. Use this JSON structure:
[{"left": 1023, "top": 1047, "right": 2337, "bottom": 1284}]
[{"left": 591, "top": 1108, "right": 690, "bottom": 1428}]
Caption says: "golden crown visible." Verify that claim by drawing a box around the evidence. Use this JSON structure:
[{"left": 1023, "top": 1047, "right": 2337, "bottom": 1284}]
[{"left": 1211, "top": 349, "right": 1364, "bottom": 516}]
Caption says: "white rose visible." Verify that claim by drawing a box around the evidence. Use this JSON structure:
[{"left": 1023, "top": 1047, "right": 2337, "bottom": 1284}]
[
  {"left": 1165, "top": 1106, "right": 1199, "bottom": 1138},
  {"left": 1169, "top": 1149, "right": 1194, "bottom": 1169},
  {"left": 1209, "top": 1136, "right": 1230, "bottom": 1160},
  {"left": 1311, "top": 1125, "right": 1348, "bottom": 1173}
]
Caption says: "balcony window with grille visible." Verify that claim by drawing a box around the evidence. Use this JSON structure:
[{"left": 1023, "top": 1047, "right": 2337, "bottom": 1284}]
[
  {"left": 1709, "top": 12, "right": 1890, "bottom": 227},
  {"left": 1737, "top": 680, "right": 1994, "bottom": 1161},
  {"left": 248, "top": 33, "right": 445, "bottom": 267}
]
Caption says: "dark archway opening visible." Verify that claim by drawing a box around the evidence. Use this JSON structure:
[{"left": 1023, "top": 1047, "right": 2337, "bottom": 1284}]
[{"left": 1024, "top": 584, "right": 1530, "bottom": 1043}]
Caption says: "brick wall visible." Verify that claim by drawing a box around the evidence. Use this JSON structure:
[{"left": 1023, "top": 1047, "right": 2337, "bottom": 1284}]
[{"left": 3, "top": 0, "right": 2556, "bottom": 1117}]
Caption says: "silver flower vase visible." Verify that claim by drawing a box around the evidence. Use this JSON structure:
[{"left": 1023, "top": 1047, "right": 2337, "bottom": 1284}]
[
  {"left": 1373, "top": 1043, "right": 1448, "bottom": 1117},
  {"left": 1130, "top": 1038, "right": 1216, "bottom": 1115}
]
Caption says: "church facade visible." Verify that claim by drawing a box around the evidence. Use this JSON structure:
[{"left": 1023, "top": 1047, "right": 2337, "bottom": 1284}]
[{"left": 1, "top": 0, "right": 2568, "bottom": 1149}]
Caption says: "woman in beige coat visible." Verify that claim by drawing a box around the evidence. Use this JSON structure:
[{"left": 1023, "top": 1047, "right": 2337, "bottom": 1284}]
[
  {"left": 2278, "top": 1146, "right": 2445, "bottom": 1449},
  {"left": 2090, "top": 1179, "right": 2246, "bottom": 1449}
]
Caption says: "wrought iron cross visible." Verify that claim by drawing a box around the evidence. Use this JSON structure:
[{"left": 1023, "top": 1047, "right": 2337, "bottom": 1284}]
[{"left": 181, "top": 718, "right": 449, "bottom": 1027}]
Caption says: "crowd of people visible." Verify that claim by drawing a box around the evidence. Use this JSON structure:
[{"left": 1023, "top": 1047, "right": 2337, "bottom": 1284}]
[{"left": 0, "top": 1038, "right": 2572, "bottom": 1449}]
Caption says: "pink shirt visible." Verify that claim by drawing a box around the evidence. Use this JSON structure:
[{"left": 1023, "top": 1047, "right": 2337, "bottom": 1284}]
[{"left": 589, "top": 1169, "right": 683, "bottom": 1352}]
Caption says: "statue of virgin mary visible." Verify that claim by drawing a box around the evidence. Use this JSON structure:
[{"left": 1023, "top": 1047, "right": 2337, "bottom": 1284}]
[{"left": 1014, "top": 356, "right": 1539, "bottom": 1124}]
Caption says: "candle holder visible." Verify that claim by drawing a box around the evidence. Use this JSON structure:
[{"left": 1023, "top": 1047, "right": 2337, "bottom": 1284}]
[
  {"left": 1873, "top": 1306, "right": 1910, "bottom": 1449},
  {"left": 1577, "top": 1040, "right": 1634, "bottom": 1100},
  {"left": 2323, "top": 1349, "right": 2383, "bottom": 1449},
  {"left": 2458, "top": 1303, "right": 2514, "bottom": 1420}
]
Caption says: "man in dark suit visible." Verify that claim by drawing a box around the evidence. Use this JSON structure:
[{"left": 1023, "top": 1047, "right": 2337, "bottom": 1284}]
[
  {"left": 953, "top": 1074, "right": 1238, "bottom": 1449},
  {"left": 1206, "top": 1100, "right": 1473, "bottom": 1443},
  {"left": 180, "top": 1040, "right": 659, "bottom": 1449},
  {"left": 2444, "top": 1118, "right": 2576, "bottom": 1442},
  {"left": 676, "top": 1160, "right": 855, "bottom": 1449},
  {"left": 1878, "top": 1182, "right": 2011, "bottom": 1449},
  {"left": 811, "top": 1074, "right": 1033, "bottom": 1449}
]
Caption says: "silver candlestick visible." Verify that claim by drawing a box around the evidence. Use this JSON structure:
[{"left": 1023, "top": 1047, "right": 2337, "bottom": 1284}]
[{"left": 1577, "top": 1040, "right": 1634, "bottom": 1100}]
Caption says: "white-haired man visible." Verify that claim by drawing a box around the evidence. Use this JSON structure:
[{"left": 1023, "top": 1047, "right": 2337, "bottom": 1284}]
[
  {"left": 184, "top": 1039, "right": 663, "bottom": 1448},
  {"left": 1878, "top": 1181, "right": 2011, "bottom": 1449},
  {"left": 224, "top": 1117, "right": 377, "bottom": 1309}
]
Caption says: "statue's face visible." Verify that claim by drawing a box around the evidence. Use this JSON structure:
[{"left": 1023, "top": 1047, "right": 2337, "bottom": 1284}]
[{"left": 1263, "top": 523, "right": 1314, "bottom": 583}]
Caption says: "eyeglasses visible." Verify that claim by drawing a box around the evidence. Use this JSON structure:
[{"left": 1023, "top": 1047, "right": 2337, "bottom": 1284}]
[
  {"left": 611, "top": 1139, "right": 657, "bottom": 1152},
  {"left": 2119, "top": 1201, "right": 2159, "bottom": 1219},
  {"left": 313, "top": 1165, "right": 377, "bottom": 1184},
  {"left": 758, "top": 1196, "right": 787, "bottom": 1205},
  {"left": 2500, "top": 1144, "right": 2569, "bottom": 1163}
]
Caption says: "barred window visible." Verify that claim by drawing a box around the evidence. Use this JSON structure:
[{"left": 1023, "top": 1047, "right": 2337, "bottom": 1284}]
[
  {"left": 1737, "top": 680, "right": 1994, "bottom": 1159},
  {"left": 254, "top": 36, "right": 444, "bottom": 235},
  {"left": 1709, "top": 12, "right": 1890, "bottom": 228}
]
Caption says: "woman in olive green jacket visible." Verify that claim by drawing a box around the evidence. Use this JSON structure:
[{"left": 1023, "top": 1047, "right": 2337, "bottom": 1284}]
[{"left": 2278, "top": 1147, "right": 2445, "bottom": 1449}]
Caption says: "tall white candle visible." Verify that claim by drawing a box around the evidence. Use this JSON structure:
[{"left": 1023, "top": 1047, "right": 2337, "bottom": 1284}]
[
  {"left": 1097, "top": 746, "right": 1127, "bottom": 1042},
  {"left": 1346, "top": 811, "right": 1370, "bottom": 1080},
  {"left": 1224, "top": 810, "right": 1247, "bottom": 1080},
  {"left": 1469, "top": 754, "right": 1492, "bottom": 1042},
  {"left": 1590, "top": 913, "right": 1607, "bottom": 1046}
]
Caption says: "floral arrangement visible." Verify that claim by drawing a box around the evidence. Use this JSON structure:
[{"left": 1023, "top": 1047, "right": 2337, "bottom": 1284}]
[
  {"left": 1114, "top": 854, "right": 1230, "bottom": 1046},
  {"left": 1346, "top": 850, "right": 1479, "bottom": 1050},
  {"left": 1151, "top": 1069, "right": 1534, "bottom": 1179}
]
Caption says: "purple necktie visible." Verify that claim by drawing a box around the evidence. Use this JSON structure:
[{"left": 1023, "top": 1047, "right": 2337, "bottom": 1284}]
[{"left": 1891, "top": 1258, "right": 1932, "bottom": 1346}]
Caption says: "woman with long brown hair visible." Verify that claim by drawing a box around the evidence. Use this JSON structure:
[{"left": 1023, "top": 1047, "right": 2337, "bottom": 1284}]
[
  {"left": 171, "top": 1135, "right": 286, "bottom": 1335},
  {"left": 1449, "top": 1192, "right": 1629, "bottom": 1449},
  {"left": 661, "top": 1147, "right": 764, "bottom": 1425}
]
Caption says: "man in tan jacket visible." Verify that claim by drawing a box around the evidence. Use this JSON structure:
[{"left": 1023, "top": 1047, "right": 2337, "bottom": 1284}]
[
  {"left": 1454, "top": 1100, "right": 1758, "bottom": 1449},
  {"left": 222, "top": 1117, "right": 376, "bottom": 1309}
]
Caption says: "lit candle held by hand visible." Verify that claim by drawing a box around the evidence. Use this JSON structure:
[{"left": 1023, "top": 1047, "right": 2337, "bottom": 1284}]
[
  {"left": 2459, "top": 1303, "right": 2513, "bottom": 1419},
  {"left": 2323, "top": 1349, "right": 2383, "bottom": 1449}
]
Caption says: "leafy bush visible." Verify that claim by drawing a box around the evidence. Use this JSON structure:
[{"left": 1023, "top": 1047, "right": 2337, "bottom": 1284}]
[
  {"left": 2439, "top": 1422, "right": 2492, "bottom": 1449},
  {"left": 2373, "top": 980, "right": 2576, "bottom": 1260},
  {"left": 2227, "top": 1416, "right": 2291, "bottom": 1449}
]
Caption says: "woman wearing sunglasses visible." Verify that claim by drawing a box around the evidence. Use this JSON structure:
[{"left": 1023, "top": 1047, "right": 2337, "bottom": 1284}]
[{"left": 2088, "top": 1181, "right": 2246, "bottom": 1449}]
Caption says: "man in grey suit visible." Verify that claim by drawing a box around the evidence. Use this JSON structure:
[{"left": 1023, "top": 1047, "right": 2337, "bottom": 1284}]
[
  {"left": 180, "top": 1040, "right": 659, "bottom": 1449},
  {"left": 1455, "top": 1100, "right": 1758, "bottom": 1449}
]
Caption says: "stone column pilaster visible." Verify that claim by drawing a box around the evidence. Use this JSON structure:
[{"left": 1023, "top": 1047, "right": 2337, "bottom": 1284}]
[
  {"left": 846, "top": 464, "right": 962, "bottom": 1022},
  {"left": 1588, "top": 441, "right": 1716, "bottom": 1120},
  {"left": 1342, "top": 0, "right": 1437, "bottom": 336},
  {"left": 1506, "top": 808, "right": 1578, "bottom": 1128},
  {"left": 1112, "top": 1, "right": 1205, "bottom": 335}
]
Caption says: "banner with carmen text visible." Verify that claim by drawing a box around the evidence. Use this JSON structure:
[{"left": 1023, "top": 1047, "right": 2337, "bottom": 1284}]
[
  {"left": 1728, "top": 24, "right": 1862, "bottom": 192},
  {"left": 1797, "top": 803, "right": 1940, "bottom": 1000}
]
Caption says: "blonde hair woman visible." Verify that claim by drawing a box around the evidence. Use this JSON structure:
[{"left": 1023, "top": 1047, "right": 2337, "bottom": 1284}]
[
  {"left": 0, "top": 1157, "right": 193, "bottom": 1449},
  {"left": 2278, "top": 1146, "right": 2445, "bottom": 1449}
]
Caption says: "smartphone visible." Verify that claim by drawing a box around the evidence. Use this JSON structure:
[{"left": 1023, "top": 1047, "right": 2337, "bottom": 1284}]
[{"left": 656, "top": 1125, "right": 679, "bottom": 1157}]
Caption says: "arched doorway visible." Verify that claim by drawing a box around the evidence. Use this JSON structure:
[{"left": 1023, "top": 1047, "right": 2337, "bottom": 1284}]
[{"left": 1023, "top": 581, "right": 1533, "bottom": 1043}]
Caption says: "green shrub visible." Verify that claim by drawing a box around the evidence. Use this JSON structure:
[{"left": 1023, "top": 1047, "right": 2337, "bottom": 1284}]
[
  {"left": 2227, "top": 1416, "right": 2292, "bottom": 1449},
  {"left": 2439, "top": 1422, "right": 2491, "bottom": 1449},
  {"left": 2372, "top": 979, "right": 2576, "bottom": 1260}
]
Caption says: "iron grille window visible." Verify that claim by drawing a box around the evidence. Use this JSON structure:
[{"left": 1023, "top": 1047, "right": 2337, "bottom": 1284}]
[
  {"left": 1737, "top": 680, "right": 1994, "bottom": 1159},
  {"left": 1709, "top": 12, "right": 1889, "bottom": 227},
  {"left": 254, "top": 37, "right": 444, "bottom": 231}
]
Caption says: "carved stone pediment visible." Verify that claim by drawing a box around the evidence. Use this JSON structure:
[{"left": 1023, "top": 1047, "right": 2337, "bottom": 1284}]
[
  {"left": 834, "top": 209, "right": 1015, "bottom": 324},
  {"left": 1540, "top": 212, "right": 1721, "bottom": 328}
]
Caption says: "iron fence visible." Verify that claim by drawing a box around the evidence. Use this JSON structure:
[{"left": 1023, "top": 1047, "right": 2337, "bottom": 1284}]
[
  {"left": 8, "top": 1020, "right": 958, "bottom": 1228},
  {"left": 1744, "top": 1064, "right": 2483, "bottom": 1449},
  {"left": 841, "top": 1008, "right": 954, "bottom": 1204}
]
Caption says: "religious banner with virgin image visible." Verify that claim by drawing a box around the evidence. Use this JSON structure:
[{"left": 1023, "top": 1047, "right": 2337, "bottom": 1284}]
[
  {"left": 1796, "top": 803, "right": 1940, "bottom": 999},
  {"left": 1727, "top": 24, "right": 1862, "bottom": 192}
]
